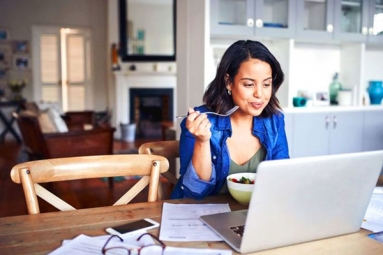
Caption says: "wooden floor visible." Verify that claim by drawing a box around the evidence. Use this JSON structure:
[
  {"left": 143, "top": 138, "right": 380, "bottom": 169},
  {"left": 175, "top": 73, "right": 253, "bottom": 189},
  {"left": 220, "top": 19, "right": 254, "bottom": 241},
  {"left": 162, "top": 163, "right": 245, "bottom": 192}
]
[{"left": 0, "top": 137, "right": 173, "bottom": 218}]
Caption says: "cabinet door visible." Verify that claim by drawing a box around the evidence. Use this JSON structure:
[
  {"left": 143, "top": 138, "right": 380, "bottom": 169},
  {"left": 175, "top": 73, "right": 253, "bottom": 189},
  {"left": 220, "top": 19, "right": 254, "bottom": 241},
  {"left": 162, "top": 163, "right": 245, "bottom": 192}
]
[
  {"left": 254, "top": 0, "right": 296, "bottom": 38},
  {"left": 292, "top": 112, "right": 329, "bottom": 158},
  {"left": 210, "top": 0, "right": 255, "bottom": 37},
  {"left": 367, "top": 0, "right": 383, "bottom": 44},
  {"left": 333, "top": 0, "right": 369, "bottom": 42},
  {"left": 329, "top": 111, "right": 364, "bottom": 154},
  {"left": 362, "top": 110, "right": 383, "bottom": 151},
  {"left": 296, "top": 0, "right": 335, "bottom": 41}
]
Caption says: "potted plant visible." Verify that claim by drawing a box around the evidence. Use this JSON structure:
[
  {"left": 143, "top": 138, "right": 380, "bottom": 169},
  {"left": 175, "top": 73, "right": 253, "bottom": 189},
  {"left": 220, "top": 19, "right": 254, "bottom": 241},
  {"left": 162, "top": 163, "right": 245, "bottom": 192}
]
[{"left": 8, "top": 80, "right": 26, "bottom": 101}]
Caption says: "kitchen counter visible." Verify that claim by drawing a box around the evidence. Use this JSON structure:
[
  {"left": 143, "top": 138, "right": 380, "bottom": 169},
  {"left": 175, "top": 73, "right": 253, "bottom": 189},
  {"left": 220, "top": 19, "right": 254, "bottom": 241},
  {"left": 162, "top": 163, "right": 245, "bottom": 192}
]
[{"left": 283, "top": 105, "right": 383, "bottom": 113}]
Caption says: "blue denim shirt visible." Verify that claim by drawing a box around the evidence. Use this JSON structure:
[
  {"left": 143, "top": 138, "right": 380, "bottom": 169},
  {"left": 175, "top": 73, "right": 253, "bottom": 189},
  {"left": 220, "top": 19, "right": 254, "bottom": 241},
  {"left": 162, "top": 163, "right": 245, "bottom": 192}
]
[{"left": 170, "top": 105, "right": 290, "bottom": 199}]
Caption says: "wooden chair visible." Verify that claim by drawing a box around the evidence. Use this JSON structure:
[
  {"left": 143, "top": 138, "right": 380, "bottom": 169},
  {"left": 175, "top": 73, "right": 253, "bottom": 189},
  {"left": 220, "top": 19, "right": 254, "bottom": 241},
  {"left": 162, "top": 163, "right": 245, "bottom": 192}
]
[
  {"left": 138, "top": 140, "right": 179, "bottom": 199},
  {"left": 10, "top": 154, "right": 169, "bottom": 214}
]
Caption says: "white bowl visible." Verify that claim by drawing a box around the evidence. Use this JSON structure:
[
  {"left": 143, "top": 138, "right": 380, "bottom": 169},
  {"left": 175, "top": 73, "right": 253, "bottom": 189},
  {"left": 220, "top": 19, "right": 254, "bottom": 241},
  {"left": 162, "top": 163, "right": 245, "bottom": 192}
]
[{"left": 226, "top": 173, "right": 256, "bottom": 205}]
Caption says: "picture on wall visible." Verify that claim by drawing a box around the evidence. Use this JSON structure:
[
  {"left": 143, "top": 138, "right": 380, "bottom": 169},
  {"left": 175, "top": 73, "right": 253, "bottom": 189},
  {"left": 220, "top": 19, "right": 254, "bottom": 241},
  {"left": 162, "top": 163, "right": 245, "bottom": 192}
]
[
  {"left": 13, "top": 55, "right": 30, "bottom": 69},
  {"left": 12, "top": 40, "right": 28, "bottom": 54},
  {"left": 0, "top": 28, "right": 10, "bottom": 40},
  {"left": 0, "top": 41, "right": 12, "bottom": 66},
  {"left": 0, "top": 68, "right": 6, "bottom": 79}
]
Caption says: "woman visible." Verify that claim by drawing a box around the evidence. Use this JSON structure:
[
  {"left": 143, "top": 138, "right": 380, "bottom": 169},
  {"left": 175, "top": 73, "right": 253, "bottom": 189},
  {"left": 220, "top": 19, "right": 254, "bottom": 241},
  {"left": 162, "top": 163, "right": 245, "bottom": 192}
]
[{"left": 171, "top": 40, "right": 289, "bottom": 199}]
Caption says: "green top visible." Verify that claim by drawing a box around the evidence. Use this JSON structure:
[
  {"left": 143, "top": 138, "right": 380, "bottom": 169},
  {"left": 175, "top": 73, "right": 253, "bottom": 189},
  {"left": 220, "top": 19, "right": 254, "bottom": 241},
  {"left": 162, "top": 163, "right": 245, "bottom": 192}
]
[{"left": 220, "top": 146, "right": 266, "bottom": 193}]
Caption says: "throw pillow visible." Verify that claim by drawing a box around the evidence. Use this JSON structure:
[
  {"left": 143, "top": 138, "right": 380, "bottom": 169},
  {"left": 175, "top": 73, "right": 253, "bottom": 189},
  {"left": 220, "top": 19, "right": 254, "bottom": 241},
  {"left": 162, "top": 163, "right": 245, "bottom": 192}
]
[
  {"left": 47, "top": 108, "right": 69, "bottom": 133},
  {"left": 38, "top": 111, "right": 57, "bottom": 133}
]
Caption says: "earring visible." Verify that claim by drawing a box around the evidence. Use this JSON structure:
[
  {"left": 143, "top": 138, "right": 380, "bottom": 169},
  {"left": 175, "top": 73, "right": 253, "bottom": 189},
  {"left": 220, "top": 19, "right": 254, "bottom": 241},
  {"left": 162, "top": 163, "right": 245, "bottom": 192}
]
[{"left": 227, "top": 90, "right": 232, "bottom": 96}]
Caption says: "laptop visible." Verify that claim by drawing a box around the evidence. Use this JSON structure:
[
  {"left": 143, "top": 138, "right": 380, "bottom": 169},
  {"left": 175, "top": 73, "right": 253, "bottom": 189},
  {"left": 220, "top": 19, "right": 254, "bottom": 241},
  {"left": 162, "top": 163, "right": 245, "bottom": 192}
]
[{"left": 200, "top": 151, "right": 383, "bottom": 254}]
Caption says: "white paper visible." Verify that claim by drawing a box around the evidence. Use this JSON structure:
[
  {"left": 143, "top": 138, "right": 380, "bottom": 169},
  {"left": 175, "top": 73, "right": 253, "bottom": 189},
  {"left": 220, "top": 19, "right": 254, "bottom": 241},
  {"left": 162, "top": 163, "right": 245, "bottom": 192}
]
[
  {"left": 159, "top": 203, "right": 231, "bottom": 242},
  {"left": 49, "top": 230, "right": 152, "bottom": 255},
  {"left": 50, "top": 232, "right": 232, "bottom": 255},
  {"left": 361, "top": 187, "right": 383, "bottom": 232}
]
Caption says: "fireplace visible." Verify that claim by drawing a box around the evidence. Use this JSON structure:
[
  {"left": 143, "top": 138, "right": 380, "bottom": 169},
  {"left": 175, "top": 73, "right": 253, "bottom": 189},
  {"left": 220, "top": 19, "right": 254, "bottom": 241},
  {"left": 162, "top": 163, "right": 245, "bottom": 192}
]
[
  {"left": 114, "top": 72, "right": 176, "bottom": 140},
  {"left": 130, "top": 88, "right": 173, "bottom": 138}
]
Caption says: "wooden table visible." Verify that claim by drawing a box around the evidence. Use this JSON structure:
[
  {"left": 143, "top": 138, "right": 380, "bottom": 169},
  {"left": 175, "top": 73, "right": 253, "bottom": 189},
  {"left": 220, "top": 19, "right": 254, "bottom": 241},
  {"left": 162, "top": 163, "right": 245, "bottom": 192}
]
[{"left": 0, "top": 195, "right": 382, "bottom": 255}]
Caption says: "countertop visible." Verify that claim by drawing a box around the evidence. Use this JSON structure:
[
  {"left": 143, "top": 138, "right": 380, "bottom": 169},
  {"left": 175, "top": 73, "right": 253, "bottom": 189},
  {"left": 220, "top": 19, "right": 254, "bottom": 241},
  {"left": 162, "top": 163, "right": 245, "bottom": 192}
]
[{"left": 283, "top": 105, "right": 383, "bottom": 113}]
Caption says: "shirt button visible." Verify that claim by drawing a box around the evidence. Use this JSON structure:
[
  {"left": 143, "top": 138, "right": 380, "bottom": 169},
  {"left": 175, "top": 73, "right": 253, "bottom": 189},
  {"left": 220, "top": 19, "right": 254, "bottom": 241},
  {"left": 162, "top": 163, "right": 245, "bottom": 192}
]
[
  {"left": 213, "top": 155, "right": 216, "bottom": 160},
  {"left": 181, "top": 186, "right": 184, "bottom": 190}
]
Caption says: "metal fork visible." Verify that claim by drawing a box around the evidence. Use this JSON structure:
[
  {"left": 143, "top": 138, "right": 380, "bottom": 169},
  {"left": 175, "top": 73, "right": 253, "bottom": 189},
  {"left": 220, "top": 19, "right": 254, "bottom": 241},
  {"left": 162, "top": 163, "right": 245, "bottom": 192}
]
[{"left": 176, "top": 106, "right": 239, "bottom": 119}]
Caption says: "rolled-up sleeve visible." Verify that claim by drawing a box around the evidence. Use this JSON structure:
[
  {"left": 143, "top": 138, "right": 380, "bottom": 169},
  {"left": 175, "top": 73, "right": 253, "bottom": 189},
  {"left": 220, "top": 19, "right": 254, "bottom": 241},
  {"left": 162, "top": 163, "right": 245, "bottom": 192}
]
[{"left": 181, "top": 161, "right": 217, "bottom": 197}]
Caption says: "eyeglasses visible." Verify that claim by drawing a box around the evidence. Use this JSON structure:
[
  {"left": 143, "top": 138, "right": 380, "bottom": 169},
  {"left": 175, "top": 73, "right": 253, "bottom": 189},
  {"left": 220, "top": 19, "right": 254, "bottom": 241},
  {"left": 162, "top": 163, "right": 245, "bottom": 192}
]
[{"left": 102, "top": 232, "right": 166, "bottom": 255}]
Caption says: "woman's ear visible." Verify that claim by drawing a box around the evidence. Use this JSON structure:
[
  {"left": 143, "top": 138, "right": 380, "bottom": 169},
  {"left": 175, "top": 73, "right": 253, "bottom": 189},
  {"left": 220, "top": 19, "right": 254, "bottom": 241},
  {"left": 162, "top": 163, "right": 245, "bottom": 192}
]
[{"left": 225, "top": 74, "right": 232, "bottom": 90}]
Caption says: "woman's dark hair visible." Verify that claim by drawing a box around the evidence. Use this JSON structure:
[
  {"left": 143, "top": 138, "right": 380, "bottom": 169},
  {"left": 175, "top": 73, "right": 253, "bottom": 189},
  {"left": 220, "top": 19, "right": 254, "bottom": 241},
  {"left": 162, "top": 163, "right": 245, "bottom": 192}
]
[{"left": 203, "top": 40, "right": 284, "bottom": 118}]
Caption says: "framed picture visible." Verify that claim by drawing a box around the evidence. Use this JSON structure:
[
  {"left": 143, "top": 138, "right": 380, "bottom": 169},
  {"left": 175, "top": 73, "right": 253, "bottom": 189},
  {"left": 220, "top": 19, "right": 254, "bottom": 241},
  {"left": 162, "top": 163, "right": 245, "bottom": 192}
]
[
  {"left": 13, "top": 55, "right": 30, "bottom": 69},
  {"left": 0, "top": 28, "right": 10, "bottom": 41},
  {"left": 12, "top": 40, "right": 28, "bottom": 54},
  {"left": 0, "top": 68, "right": 7, "bottom": 79},
  {"left": 313, "top": 91, "right": 330, "bottom": 106},
  {"left": 0, "top": 41, "right": 12, "bottom": 66}
]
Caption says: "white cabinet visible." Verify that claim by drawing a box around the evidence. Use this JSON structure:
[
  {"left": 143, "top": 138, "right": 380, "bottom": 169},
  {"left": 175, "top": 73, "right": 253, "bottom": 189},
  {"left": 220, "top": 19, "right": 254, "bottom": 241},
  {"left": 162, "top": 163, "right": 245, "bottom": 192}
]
[
  {"left": 289, "top": 110, "right": 364, "bottom": 158},
  {"left": 295, "top": 0, "right": 383, "bottom": 44},
  {"left": 210, "top": 0, "right": 295, "bottom": 39},
  {"left": 362, "top": 109, "right": 383, "bottom": 151},
  {"left": 366, "top": 0, "right": 383, "bottom": 44}
]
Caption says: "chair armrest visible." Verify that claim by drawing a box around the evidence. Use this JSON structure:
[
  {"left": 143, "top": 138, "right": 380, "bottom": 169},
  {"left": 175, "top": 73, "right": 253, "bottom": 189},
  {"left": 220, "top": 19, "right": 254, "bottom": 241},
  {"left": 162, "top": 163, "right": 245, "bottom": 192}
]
[{"left": 43, "top": 127, "right": 116, "bottom": 158}]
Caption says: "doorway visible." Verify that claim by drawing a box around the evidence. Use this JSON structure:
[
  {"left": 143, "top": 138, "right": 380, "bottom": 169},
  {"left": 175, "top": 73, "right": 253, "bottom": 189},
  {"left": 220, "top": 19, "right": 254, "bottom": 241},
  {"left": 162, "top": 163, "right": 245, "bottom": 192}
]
[{"left": 32, "top": 26, "right": 92, "bottom": 112}]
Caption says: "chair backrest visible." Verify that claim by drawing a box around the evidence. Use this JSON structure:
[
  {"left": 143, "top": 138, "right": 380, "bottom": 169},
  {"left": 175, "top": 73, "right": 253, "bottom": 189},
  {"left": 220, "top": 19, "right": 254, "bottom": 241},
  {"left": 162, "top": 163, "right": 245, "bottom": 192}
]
[
  {"left": 13, "top": 112, "right": 50, "bottom": 159},
  {"left": 10, "top": 154, "right": 169, "bottom": 214},
  {"left": 138, "top": 140, "right": 179, "bottom": 158},
  {"left": 22, "top": 101, "right": 40, "bottom": 115},
  {"left": 62, "top": 111, "right": 95, "bottom": 130},
  {"left": 138, "top": 140, "right": 179, "bottom": 186}
]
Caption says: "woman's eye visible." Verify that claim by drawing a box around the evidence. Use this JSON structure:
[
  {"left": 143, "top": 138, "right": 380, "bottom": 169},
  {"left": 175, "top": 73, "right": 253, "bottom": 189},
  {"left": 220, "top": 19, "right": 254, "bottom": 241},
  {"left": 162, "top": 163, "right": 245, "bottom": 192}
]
[
  {"left": 243, "top": 83, "right": 253, "bottom": 87},
  {"left": 263, "top": 83, "right": 272, "bottom": 87}
]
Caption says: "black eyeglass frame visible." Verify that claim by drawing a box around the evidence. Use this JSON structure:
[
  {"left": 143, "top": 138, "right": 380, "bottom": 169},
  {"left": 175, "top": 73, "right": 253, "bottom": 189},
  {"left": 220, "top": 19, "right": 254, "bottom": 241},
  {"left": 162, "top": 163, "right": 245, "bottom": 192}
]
[{"left": 102, "top": 232, "right": 166, "bottom": 255}]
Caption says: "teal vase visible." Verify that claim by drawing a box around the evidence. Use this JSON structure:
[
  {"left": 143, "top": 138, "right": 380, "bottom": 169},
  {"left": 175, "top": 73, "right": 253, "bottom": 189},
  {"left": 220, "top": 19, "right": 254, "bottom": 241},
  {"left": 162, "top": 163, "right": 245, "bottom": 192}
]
[{"left": 367, "top": 81, "right": 383, "bottom": 105}]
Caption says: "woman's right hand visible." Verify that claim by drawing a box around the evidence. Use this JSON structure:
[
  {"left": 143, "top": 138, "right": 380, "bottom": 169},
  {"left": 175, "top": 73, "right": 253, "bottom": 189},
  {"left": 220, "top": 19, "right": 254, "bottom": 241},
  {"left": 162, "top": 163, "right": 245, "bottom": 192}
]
[{"left": 185, "top": 107, "right": 211, "bottom": 142}]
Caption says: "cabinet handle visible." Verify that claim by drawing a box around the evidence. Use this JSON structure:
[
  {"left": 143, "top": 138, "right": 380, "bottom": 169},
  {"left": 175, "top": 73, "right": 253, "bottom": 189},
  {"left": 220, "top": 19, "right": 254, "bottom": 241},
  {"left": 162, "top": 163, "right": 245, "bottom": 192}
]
[
  {"left": 255, "top": 19, "right": 263, "bottom": 28},
  {"left": 325, "top": 116, "right": 330, "bottom": 129},
  {"left": 362, "top": 27, "right": 368, "bottom": 35},
  {"left": 327, "top": 24, "right": 333, "bottom": 33},
  {"left": 333, "top": 116, "right": 337, "bottom": 129},
  {"left": 247, "top": 18, "right": 254, "bottom": 27}
]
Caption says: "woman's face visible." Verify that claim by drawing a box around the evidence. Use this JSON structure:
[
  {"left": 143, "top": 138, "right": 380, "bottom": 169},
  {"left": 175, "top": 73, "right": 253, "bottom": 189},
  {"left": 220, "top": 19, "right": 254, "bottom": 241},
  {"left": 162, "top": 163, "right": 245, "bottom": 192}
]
[{"left": 226, "top": 58, "right": 273, "bottom": 116}]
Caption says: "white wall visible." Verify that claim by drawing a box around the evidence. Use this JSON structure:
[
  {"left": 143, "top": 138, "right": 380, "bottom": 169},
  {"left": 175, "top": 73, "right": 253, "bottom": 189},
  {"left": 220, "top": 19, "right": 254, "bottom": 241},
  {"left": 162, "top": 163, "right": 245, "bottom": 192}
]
[{"left": 290, "top": 42, "right": 340, "bottom": 104}]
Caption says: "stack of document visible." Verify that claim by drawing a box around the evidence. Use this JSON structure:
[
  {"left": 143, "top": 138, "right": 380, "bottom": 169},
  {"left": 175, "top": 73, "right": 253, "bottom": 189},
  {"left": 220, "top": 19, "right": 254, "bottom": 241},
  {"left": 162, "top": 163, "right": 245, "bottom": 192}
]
[
  {"left": 48, "top": 229, "right": 232, "bottom": 255},
  {"left": 362, "top": 187, "right": 383, "bottom": 233},
  {"left": 159, "top": 203, "right": 231, "bottom": 241}
]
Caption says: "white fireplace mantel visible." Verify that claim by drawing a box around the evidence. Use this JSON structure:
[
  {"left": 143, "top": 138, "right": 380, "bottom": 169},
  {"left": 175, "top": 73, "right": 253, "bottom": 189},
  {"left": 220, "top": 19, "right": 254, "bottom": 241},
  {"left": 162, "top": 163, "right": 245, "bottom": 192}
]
[{"left": 114, "top": 71, "right": 177, "bottom": 138}]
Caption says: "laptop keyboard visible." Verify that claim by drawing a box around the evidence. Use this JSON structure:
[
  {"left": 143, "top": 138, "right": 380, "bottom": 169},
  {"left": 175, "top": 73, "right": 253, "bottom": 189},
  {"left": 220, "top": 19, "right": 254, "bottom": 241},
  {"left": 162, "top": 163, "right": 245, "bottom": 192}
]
[{"left": 230, "top": 225, "right": 245, "bottom": 237}]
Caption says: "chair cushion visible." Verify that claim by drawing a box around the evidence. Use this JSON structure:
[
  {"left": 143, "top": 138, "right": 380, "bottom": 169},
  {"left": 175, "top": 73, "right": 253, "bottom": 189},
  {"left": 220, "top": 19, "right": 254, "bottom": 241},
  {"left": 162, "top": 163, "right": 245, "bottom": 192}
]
[{"left": 47, "top": 108, "right": 68, "bottom": 133}]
